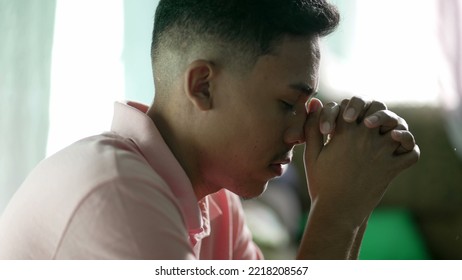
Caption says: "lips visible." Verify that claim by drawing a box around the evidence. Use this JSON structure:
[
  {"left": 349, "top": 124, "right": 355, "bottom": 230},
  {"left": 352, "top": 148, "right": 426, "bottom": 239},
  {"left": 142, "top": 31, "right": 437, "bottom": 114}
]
[
  {"left": 268, "top": 148, "right": 293, "bottom": 176},
  {"left": 269, "top": 157, "right": 292, "bottom": 176},
  {"left": 272, "top": 158, "right": 292, "bottom": 165}
]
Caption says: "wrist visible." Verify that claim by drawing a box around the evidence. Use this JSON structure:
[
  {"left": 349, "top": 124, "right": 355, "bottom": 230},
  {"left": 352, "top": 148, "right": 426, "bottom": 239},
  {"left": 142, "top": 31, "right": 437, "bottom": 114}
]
[
  {"left": 297, "top": 199, "right": 362, "bottom": 259},
  {"left": 309, "top": 197, "right": 363, "bottom": 234},
  {"left": 310, "top": 195, "right": 369, "bottom": 230}
]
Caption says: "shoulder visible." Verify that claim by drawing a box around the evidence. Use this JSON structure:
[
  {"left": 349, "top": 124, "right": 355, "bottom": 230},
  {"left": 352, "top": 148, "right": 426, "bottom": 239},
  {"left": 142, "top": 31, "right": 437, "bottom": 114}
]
[
  {"left": 42, "top": 133, "right": 152, "bottom": 182},
  {"left": 54, "top": 177, "right": 193, "bottom": 259}
]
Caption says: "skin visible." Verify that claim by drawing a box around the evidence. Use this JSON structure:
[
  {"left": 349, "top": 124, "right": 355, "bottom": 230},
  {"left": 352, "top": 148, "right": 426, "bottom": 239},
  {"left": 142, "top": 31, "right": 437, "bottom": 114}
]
[
  {"left": 300, "top": 99, "right": 419, "bottom": 259},
  {"left": 147, "top": 35, "right": 420, "bottom": 259}
]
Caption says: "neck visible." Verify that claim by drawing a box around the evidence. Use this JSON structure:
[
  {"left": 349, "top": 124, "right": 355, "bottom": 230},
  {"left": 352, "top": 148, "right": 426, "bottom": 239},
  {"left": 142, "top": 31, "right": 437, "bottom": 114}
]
[{"left": 147, "top": 103, "right": 213, "bottom": 201}]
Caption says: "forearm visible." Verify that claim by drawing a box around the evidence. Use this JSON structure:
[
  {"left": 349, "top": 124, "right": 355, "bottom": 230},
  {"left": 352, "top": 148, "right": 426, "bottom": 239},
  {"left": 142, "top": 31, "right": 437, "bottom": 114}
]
[{"left": 296, "top": 199, "right": 362, "bottom": 260}]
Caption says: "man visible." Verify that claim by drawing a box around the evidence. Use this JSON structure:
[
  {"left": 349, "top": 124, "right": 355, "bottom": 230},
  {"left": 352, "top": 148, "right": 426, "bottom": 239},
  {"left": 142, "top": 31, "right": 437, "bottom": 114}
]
[{"left": 0, "top": 0, "right": 419, "bottom": 259}]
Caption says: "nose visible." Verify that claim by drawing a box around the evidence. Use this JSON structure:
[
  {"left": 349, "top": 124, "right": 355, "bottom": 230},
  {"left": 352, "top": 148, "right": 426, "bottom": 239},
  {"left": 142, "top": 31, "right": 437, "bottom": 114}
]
[{"left": 283, "top": 110, "right": 306, "bottom": 145}]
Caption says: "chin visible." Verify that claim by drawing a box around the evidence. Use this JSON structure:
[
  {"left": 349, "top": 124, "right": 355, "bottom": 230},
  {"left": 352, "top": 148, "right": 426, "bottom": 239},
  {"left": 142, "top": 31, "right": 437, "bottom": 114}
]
[{"left": 233, "top": 181, "right": 269, "bottom": 200}]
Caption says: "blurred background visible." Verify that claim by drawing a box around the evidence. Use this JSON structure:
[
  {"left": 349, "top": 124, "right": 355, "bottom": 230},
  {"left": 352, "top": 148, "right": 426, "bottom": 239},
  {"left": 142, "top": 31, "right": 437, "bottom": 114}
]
[{"left": 1, "top": 0, "right": 461, "bottom": 259}]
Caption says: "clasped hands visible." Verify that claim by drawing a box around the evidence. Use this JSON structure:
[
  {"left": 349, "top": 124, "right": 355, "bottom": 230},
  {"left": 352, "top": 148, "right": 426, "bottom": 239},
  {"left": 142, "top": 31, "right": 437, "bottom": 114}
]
[{"left": 302, "top": 96, "right": 420, "bottom": 227}]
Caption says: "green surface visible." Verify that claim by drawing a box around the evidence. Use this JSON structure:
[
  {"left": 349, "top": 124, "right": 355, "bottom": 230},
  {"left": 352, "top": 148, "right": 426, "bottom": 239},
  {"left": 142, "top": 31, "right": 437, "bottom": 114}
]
[{"left": 359, "top": 208, "right": 430, "bottom": 260}]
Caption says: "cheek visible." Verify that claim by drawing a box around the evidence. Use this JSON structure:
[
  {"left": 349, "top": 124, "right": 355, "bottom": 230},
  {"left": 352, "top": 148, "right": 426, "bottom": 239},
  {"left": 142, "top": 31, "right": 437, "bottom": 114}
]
[
  {"left": 220, "top": 133, "right": 269, "bottom": 166},
  {"left": 216, "top": 100, "right": 287, "bottom": 155},
  {"left": 243, "top": 125, "right": 285, "bottom": 159}
]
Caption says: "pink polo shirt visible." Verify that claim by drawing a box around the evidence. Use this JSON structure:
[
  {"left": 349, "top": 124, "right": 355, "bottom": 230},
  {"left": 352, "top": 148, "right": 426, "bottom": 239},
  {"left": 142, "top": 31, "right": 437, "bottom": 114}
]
[{"left": 0, "top": 101, "right": 263, "bottom": 260}]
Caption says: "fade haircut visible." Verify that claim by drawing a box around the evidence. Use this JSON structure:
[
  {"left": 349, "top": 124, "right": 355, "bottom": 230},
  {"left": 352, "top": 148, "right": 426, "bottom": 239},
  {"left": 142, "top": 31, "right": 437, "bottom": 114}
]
[{"left": 151, "top": 0, "right": 340, "bottom": 80}]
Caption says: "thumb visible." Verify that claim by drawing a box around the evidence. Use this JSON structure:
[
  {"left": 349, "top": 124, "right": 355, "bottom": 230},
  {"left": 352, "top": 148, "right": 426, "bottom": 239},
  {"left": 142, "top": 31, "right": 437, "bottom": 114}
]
[{"left": 304, "top": 98, "right": 324, "bottom": 168}]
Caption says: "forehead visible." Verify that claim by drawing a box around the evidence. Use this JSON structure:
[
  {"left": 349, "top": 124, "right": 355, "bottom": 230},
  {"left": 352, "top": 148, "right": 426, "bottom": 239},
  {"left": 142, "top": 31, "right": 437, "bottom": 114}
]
[
  {"left": 250, "top": 36, "right": 320, "bottom": 87},
  {"left": 276, "top": 35, "right": 320, "bottom": 62}
]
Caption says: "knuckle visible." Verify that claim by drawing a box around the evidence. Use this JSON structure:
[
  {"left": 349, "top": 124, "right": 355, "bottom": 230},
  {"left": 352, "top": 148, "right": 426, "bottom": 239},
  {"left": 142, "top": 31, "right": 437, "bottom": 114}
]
[
  {"left": 395, "top": 124, "right": 407, "bottom": 131},
  {"left": 411, "top": 149, "right": 420, "bottom": 164},
  {"left": 402, "top": 132, "right": 414, "bottom": 144},
  {"left": 408, "top": 133, "right": 416, "bottom": 145},
  {"left": 380, "top": 110, "right": 400, "bottom": 123},
  {"left": 371, "top": 100, "right": 387, "bottom": 110},
  {"left": 375, "top": 109, "right": 388, "bottom": 117},
  {"left": 398, "top": 117, "right": 409, "bottom": 130}
]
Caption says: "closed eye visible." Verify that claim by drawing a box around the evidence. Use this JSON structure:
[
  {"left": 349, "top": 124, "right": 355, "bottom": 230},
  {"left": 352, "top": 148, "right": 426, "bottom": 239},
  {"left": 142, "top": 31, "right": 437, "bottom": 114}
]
[{"left": 280, "top": 100, "right": 295, "bottom": 112}]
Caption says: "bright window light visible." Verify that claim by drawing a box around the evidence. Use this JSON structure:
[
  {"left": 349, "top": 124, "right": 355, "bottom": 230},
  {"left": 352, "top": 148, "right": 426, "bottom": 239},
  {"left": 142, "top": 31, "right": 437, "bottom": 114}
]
[
  {"left": 47, "top": 0, "right": 125, "bottom": 156},
  {"left": 322, "top": 0, "right": 439, "bottom": 106}
]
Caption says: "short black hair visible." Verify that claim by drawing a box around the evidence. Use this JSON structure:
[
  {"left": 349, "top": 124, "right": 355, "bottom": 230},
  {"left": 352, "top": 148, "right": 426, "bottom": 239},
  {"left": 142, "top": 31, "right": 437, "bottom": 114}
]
[{"left": 151, "top": 0, "right": 339, "bottom": 70}]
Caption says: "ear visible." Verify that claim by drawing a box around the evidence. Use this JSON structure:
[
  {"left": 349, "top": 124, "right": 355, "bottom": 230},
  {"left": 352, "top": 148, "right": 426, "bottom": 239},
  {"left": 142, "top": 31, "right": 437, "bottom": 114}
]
[{"left": 184, "top": 60, "right": 215, "bottom": 111}]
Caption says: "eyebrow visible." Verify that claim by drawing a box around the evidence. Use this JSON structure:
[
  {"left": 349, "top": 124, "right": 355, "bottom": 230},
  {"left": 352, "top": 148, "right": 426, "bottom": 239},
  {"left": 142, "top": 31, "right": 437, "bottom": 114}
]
[{"left": 289, "top": 83, "right": 316, "bottom": 97}]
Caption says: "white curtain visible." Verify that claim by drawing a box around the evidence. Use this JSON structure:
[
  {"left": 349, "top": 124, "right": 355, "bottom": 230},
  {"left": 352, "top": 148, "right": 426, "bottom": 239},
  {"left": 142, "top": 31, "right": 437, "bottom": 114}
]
[
  {"left": 0, "top": 0, "right": 159, "bottom": 214},
  {"left": 0, "top": 0, "right": 56, "bottom": 213},
  {"left": 437, "top": 0, "right": 462, "bottom": 159}
]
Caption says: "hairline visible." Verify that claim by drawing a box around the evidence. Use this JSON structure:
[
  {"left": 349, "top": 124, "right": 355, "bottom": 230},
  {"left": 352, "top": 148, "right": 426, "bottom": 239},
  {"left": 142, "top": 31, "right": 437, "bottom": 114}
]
[{"left": 152, "top": 31, "right": 324, "bottom": 79}]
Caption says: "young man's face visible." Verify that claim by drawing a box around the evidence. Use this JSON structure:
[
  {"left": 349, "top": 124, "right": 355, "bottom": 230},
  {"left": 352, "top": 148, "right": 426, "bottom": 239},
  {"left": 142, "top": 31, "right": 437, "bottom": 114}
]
[{"left": 198, "top": 36, "right": 320, "bottom": 198}]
